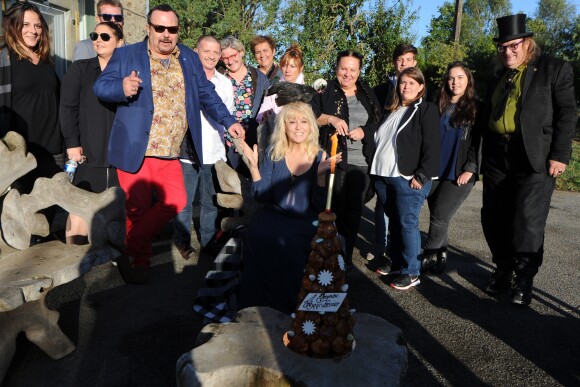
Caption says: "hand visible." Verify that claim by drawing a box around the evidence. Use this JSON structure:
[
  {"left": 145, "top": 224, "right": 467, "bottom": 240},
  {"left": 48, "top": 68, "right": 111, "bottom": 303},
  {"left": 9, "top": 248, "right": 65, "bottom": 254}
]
[
  {"left": 456, "top": 171, "right": 473, "bottom": 186},
  {"left": 347, "top": 127, "right": 365, "bottom": 142},
  {"left": 317, "top": 151, "right": 343, "bottom": 175},
  {"left": 328, "top": 115, "right": 349, "bottom": 136},
  {"left": 548, "top": 160, "right": 566, "bottom": 178},
  {"left": 238, "top": 138, "right": 259, "bottom": 170},
  {"left": 410, "top": 177, "right": 423, "bottom": 190},
  {"left": 66, "top": 147, "right": 84, "bottom": 163},
  {"left": 227, "top": 122, "right": 245, "bottom": 141},
  {"left": 123, "top": 70, "right": 142, "bottom": 97}
]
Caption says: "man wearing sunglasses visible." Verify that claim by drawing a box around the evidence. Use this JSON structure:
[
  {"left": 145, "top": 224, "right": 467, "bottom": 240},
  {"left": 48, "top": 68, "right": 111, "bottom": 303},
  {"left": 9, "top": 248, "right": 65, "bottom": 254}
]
[
  {"left": 478, "top": 14, "right": 576, "bottom": 306},
  {"left": 73, "top": 0, "right": 124, "bottom": 61},
  {"left": 94, "top": 5, "right": 244, "bottom": 284}
]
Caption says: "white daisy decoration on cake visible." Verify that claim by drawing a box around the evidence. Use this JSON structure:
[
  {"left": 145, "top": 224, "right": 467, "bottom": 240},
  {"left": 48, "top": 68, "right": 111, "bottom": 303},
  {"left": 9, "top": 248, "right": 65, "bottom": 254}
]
[
  {"left": 318, "top": 270, "right": 333, "bottom": 286},
  {"left": 338, "top": 255, "right": 346, "bottom": 271},
  {"left": 302, "top": 320, "right": 316, "bottom": 335}
]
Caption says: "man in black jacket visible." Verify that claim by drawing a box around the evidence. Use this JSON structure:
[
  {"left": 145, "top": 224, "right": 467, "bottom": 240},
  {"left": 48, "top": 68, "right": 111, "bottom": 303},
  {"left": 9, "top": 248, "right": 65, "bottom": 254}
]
[{"left": 480, "top": 14, "right": 577, "bottom": 306}]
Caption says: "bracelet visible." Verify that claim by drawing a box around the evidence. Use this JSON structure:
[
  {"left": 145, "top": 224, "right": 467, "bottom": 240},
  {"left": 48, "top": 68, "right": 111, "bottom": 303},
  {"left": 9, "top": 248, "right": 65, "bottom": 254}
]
[{"left": 328, "top": 115, "right": 333, "bottom": 127}]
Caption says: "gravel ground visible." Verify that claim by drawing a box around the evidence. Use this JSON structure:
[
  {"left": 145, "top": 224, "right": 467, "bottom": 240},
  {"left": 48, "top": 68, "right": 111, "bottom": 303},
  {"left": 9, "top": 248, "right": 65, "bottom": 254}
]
[{"left": 3, "top": 183, "right": 579, "bottom": 387}]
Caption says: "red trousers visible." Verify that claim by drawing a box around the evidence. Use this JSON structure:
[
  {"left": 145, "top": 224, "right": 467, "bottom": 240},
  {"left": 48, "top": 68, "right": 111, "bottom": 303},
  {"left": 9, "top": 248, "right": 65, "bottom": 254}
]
[{"left": 117, "top": 157, "right": 186, "bottom": 265}]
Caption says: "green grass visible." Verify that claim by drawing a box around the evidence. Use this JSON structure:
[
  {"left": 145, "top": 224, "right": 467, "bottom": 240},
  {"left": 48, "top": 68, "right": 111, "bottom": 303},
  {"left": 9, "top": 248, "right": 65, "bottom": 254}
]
[{"left": 556, "top": 140, "right": 580, "bottom": 192}]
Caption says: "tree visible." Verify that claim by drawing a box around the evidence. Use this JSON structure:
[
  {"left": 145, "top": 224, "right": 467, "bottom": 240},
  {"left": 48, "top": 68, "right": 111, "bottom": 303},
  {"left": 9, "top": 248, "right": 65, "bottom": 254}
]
[
  {"left": 528, "top": 0, "right": 580, "bottom": 102},
  {"left": 275, "top": 0, "right": 418, "bottom": 85},
  {"left": 148, "top": 1, "right": 418, "bottom": 87},
  {"left": 149, "top": 0, "right": 282, "bottom": 48},
  {"left": 421, "top": 0, "right": 513, "bottom": 99},
  {"left": 420, "top": 1, "right": 464, "bottom": 96}
]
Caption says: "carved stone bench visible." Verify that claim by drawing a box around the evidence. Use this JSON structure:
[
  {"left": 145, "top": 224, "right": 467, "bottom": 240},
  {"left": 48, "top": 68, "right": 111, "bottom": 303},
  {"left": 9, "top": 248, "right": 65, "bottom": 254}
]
[{"left": 0, "top": 241, "right": 121, "bottom": 382}]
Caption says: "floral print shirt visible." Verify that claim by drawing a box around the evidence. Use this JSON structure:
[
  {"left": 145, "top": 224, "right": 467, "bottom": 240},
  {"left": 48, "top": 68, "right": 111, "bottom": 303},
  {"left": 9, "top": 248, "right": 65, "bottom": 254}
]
[
  {"left": 145, "top": 46, "right": 187, "bottom": 157},
  {"left": 227, "top": 71, "right": 254, "bottom": 130}
]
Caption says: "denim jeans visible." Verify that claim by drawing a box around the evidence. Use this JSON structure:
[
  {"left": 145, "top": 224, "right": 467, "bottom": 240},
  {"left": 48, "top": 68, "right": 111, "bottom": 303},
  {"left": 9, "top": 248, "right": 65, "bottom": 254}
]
[
  {"left": 173, "top": 161, "right": 218, "bottom": 248},
  {"left": 375, "top": 176, "right": 431, "bottom": 276},
  {"left": 373, "top": 199, "right": 389, "bottom": 255}
]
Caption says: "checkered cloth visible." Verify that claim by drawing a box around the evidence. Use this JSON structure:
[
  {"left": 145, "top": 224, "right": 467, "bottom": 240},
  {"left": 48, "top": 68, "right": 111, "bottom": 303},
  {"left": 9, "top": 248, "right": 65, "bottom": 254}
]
[{"left": 193, "top": 237, "right": 243, "bottom": 323}]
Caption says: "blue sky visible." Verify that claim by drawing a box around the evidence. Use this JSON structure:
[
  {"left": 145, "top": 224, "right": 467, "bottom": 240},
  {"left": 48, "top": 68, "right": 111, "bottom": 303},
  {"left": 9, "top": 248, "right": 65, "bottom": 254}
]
[{"left": 414, "top": 0, "right": 580, "bottom": 44}]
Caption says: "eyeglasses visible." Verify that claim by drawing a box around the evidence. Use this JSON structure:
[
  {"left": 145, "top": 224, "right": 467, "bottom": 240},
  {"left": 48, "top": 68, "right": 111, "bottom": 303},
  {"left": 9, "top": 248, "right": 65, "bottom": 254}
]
[
  {"left": 221, "top": 51, "right": 240, "bottom": 62},
  {"left": 497, "top": 39, "right": 524, "bottom": 53},
  {"left": 90, "top": 32, "right": 112, "bottom": 42},
  {"left": 148, "top": 23, "right": 179, "bottom": 34},
  {"left": 98, "top": 14, "right": 124, "bottom": 23}
]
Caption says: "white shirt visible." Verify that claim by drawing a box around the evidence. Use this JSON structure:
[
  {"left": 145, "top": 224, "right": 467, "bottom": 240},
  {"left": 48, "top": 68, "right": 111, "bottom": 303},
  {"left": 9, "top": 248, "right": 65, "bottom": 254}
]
[
  {"left": 370, "top": 106, "right": 409, "bottom": 178},
  {"left": 200, "top": 70, "right": 235, "bottom": 164}
]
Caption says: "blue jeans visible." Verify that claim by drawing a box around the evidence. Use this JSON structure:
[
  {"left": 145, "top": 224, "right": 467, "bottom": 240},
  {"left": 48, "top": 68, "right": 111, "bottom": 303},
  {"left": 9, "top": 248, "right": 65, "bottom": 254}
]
[
  {"left": 173, "top": 161, "right": 218, "bottom": 248},
  {"left": 373, "top": 199, "right": 389, "bottom": 254},
  {"left": 375, "top": 176, "right": 431, "bottom": 276}
]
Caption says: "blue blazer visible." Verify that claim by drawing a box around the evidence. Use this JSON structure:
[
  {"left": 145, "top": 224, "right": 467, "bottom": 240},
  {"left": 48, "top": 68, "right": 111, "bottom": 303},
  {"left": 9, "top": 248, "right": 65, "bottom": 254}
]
[{"left": 93, "top": 42, "right": 237, "bottom": 173}]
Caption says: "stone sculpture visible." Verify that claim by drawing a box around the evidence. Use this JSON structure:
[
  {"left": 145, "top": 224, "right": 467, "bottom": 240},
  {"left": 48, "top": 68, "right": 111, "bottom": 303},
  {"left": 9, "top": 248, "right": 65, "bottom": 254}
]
[{"left": 0, "top": 131, "right": 125, "bottom": 383}]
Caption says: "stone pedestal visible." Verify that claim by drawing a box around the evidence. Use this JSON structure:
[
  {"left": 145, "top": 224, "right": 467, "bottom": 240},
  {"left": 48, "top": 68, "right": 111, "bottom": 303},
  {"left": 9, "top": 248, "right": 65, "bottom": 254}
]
[{"left": 176, "top": 306, "right": 407, "bottom": 386}]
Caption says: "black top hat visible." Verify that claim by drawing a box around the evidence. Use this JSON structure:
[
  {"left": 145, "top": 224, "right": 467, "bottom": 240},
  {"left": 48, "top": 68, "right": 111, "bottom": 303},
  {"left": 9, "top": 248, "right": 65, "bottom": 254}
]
[{"left": 493, "top": 14, "right": 534, "bottom": 43}]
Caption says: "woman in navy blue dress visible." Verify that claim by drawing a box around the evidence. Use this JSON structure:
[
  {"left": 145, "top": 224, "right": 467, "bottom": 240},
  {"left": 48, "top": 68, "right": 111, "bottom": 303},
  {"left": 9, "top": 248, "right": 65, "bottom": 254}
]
[{"left": 238, "top": 101, "right": 341, "bottom": 314}]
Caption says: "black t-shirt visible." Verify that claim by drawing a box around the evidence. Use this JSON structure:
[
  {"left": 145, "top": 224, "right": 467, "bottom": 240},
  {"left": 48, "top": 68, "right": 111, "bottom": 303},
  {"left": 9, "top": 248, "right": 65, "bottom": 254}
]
[{"left": 10, "top": 52, "right": 62, "bottom": 159}]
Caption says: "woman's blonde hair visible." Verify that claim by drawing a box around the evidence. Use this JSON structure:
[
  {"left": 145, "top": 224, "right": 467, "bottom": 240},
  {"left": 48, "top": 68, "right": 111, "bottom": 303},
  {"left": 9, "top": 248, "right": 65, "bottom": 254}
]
[{"left": 269, "top": 102, "right": 320, "bottom": 162}]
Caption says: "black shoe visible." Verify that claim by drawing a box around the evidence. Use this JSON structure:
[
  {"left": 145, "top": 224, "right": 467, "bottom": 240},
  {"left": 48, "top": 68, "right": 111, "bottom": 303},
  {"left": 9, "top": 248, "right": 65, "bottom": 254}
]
[
  {"left": 375, "top": 258, "right": 392, "bottom": 276},
  {"left": 421, "top": 250, "right": 437, "bottom": 272},
  {"left": 485, "top": 268, "right": 513, "bottom": 295},
  {"left": 511, "top": 275, "right": 533, "bottom": 306},
  {"left": 432, "top": 249, "right": 448, "bottom": 274},
  {"left": 390, "top": 274, "right": 420, "bottom": 290}
]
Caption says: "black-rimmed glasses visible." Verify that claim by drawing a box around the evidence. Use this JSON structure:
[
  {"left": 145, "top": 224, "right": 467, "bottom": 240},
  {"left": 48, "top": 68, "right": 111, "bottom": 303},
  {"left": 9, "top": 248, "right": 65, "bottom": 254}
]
[
  {"left": 89, "top": 32, "right": 111, "bottom": 42},
  {"left": 98, "top": 13, "right": 124, "bottom": 23},
  {"left": 496, "top": 39, "right": 524, "bottom": 53},
  {"left": 148, "top": 23, "right": 179, "bottom": 34}
]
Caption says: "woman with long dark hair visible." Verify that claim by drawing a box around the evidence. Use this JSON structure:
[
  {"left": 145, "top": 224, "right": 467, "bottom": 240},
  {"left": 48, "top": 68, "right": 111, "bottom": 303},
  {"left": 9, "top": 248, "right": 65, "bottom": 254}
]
[
  {"left": 0, "top": 2, "right": 62, "bottom": 191},
  {"left": 421, "top": 61, "right": 480, "bottom": 274}
]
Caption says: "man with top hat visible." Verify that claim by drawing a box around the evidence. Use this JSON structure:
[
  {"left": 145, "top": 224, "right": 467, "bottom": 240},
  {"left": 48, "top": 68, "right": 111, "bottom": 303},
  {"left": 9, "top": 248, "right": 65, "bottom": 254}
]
[{"left": 478, "top": 14, "right": 576, "bottom": 305}]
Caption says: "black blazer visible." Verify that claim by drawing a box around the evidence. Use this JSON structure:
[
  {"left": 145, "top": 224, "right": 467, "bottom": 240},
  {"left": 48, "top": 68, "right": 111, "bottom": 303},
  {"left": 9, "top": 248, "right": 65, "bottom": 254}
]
[
  {"left": 478, "top": 55, "right": 577, "bottom": 173},
  {"left": 310, "top": 78, "right": 381, "bottom": 168},
  {"left": 60, "top": 57, "right": 117, "bottom": 167},
  {"left": 375, "top": 98, "right": 440, "bottom": 183}
]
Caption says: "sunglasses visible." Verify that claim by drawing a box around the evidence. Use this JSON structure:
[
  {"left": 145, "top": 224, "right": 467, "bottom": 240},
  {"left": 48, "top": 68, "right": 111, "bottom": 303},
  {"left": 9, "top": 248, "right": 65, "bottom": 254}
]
[
  {"left": 90, "top": 32, "right": 112, "bottom": 42},
  {"left": 497, "top": 39, "right": 524, "bottom": 53},
  {"left": 98, "top": 13, "right": 124, "bottom": 23},
  {"left": 148, "top": 23, "right": 179, "bottom": 34}
]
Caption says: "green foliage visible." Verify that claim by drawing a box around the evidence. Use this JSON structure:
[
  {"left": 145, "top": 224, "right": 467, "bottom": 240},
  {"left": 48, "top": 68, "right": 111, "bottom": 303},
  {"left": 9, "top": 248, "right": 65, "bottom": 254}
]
[
  {"left": 149, "top": 0, "right": 282, "bottom": 49},
  {"left": 273, "top": 0, "right": 418, "bottom": 85},
  {"left": 149, "top": 0, "right": 417, "bottom": 86},
  {"left": 528, "top": 0, "right": 580, "bottom": 104},
  {"left": 556, "top": 140, "right": 580, "bottom": 192}
]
